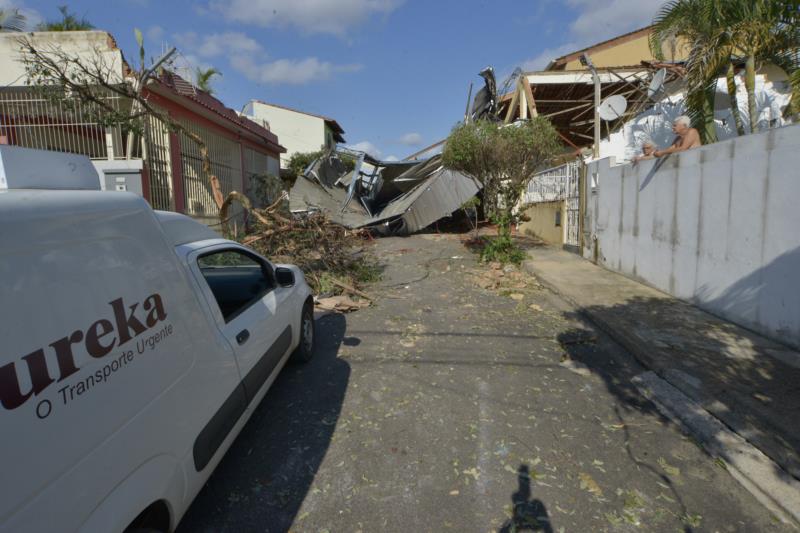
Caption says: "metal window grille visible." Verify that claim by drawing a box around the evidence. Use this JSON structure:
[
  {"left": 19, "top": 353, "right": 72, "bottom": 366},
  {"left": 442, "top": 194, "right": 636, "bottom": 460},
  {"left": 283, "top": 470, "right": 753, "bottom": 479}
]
[
  {"left": 522, "top": 159, "right": 582, "bottom": 247},
  {"left": 0, "top": 89, "right": 125, "bottom": 159},
  {"left": 177, "top": 119, "right": 243, "bottom": 217},
  {"left": 143, "top": 113, "right": 174, "bottom": 211},
  {"left": 522, "top": 160, "right": 581, "bottom": 205},
  {"left": 243, "top": 147, "right": 271, "bottom": 206}
]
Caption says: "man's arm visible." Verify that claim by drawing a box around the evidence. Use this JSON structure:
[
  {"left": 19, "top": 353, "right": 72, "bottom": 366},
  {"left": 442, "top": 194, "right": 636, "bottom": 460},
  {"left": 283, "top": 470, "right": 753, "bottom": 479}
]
[{"left": 655, "top": 132, "right": 699, "bottom": 156}]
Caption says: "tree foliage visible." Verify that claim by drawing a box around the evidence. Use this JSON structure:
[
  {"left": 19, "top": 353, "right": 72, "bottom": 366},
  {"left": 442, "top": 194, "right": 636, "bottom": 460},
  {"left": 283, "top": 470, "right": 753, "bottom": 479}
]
[
  {"left": 287, "top": 150, "right": 356, "bottom": 180},
  {"left": 37, "top": 5, "right": 93, "bottom": 31},
  {"left": 18, "top": 30, "right": 227, "bottom": 219},
  {"left": 195, "top": 67, "right": 221, "bottom": 94},
  {"left": 650, "top": 0, "right": 800, "bottom": 140},
  {"left": 442, "top": 117, "right": 561, "bottom": 231}
]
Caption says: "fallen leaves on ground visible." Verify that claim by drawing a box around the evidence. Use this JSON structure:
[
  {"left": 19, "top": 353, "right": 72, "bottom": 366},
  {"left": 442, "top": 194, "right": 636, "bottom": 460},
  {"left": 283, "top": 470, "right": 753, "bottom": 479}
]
[{"left": 578, "top": 472, "right": 604, "bottom": 497}]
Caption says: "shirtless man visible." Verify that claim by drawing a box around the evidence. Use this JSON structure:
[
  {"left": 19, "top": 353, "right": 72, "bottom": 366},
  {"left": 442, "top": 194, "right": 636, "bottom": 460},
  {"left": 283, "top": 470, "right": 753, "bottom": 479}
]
[{"left": 654, "top": 116, "right": 702, "bottom": 157}]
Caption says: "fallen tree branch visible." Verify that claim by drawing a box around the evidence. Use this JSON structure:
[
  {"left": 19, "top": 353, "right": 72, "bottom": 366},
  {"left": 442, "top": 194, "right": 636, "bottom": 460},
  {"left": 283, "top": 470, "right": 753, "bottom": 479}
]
[{"left": 330, "top": 278, "right": 373, "bottom": 301}]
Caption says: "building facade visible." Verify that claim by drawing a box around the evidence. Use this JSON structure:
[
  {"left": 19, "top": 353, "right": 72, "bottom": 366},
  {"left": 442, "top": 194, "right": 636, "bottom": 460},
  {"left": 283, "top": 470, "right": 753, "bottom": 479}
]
[
  {"left": 0, "top": 31, "right": 285, "bottom": 225},
  {"left": 242, "top": 100, "right": 345, "bottom": 169}
]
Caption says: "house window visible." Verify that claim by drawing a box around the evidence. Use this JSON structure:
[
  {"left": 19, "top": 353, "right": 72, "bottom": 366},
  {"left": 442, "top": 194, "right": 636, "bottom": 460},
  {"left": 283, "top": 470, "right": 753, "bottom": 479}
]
[{"left": 555, "top": 210, "right": 562, "bottom": 227}]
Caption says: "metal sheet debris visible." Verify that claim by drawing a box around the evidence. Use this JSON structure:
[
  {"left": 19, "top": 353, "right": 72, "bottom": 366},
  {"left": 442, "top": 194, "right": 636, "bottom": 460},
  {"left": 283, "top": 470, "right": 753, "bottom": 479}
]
[{"left": 289, "top": 150, "right": 482, "bottom": 235}]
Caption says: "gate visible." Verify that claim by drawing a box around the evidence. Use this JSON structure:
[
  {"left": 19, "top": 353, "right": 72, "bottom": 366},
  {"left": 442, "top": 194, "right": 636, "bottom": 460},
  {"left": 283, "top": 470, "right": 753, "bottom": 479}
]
[{"left": 521, "top": 159, "right": 582, "bottom": 248}]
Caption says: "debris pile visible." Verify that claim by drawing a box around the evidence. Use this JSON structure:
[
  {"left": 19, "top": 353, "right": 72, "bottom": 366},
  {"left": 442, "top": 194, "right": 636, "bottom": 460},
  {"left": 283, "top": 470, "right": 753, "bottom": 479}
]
[
  {"left": 289, "top": 149, "right": 482, "bottom": 235},
  {"left": 235, "top": 197, "right": 379, "bottom": 310}
]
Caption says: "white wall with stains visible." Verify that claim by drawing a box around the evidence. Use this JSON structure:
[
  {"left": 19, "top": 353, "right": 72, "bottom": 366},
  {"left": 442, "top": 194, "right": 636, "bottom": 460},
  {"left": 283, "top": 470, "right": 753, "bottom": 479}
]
[{"left": 583, "top": 123, "right": 800, "bottom": 349}]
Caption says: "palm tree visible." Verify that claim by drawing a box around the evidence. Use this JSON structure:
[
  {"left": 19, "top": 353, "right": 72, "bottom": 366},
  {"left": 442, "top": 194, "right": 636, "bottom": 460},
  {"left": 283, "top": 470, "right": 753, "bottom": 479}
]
[
  {"left": 652, "top": 0, "right": 800, "bottom": 139},
  {"left": 195, "top": 67, "right": 221, "bottom": 94},
  {"left": 37, "top": 5, "right": 94, "bottom": 31},
  {"left": 651, "top": 0, "right": 740, "bottom": 142},
  {"left": 725, "top": 0, "right": 799, "bottom": 132},
  {"left": 0, "top": 8, "right": 27, "bottom": 32}
]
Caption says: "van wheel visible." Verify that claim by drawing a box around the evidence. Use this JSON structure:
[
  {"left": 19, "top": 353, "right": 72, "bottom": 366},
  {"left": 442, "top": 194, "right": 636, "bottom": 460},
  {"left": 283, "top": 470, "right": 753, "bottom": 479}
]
[{"left": 291, "top": 303, "right": 314, "bottom": 363}]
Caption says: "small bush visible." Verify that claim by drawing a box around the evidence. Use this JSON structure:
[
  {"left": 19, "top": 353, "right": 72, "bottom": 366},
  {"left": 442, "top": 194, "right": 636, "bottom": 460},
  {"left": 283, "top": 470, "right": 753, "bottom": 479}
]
[{"left": 479, "top": 233, "right": 526, "bottom": 265}]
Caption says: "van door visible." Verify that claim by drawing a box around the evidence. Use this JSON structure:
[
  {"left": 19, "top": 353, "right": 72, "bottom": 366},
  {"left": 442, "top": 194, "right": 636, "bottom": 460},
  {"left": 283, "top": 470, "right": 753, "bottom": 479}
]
[{"left": 191, "top": 247, "right": 294, "bottom": 403}]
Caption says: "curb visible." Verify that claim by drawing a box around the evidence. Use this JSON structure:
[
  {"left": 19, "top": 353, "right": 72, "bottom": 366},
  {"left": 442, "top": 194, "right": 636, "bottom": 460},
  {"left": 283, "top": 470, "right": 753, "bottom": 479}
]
[
  {"left": 633, "top": 371, "right": 800, "bottom": 527},
  {"left": 522, "top": 258, "right": 800, "bottom": 528}
]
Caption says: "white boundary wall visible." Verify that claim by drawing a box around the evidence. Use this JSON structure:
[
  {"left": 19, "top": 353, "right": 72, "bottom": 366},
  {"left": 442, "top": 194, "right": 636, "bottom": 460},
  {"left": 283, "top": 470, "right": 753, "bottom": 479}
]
[{"left": 583, "top": 124, "right": 800, "bottom": 348}]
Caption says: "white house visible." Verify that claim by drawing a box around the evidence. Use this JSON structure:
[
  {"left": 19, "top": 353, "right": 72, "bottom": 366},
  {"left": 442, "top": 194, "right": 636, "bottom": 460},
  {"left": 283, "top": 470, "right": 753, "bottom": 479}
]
[{"left": 241, "top": 100, "right": 345, "bottom": 168}]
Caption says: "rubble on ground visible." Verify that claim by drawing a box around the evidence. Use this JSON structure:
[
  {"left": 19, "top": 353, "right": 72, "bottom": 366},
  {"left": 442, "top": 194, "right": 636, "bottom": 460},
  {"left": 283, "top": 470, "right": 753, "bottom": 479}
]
[{"left": 233, "top": 196, "right": 379, "bottom": 310}]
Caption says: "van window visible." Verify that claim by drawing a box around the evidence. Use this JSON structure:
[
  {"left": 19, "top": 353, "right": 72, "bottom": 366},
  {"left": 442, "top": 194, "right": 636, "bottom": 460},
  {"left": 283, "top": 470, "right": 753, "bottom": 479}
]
[{"left": 198, "top": 250, "right": 275, "bottom": 322}]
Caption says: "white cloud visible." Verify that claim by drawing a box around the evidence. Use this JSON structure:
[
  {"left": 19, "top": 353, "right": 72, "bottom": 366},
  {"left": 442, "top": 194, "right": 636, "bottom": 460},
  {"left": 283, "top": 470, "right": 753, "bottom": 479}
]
[
  {"left": 520, "top": 0, "right": 666, "bottom": 71},
  {"left": 346, "top": 141, "right": 382, "bottom": 158},
  {"left": 521, "top": 42, "right": 579, "bottom": 72},
  {"left": 566, "top": 0, "right": 665, "bottom": 43},
  {"left": 209, "top": 0, "right": 403, "bottom": 36},
  {"left": 174, "top": 31, "right": 262, "bottom": 59},
  {"left": 232, "top": 55, "right": 362, "bottom": 85},
  {"left": 384, "top": 155, "right": 399, "bottom": 162},
  {"left": 146, "top": 25, "right": 165, "bottom": 42},
  {"left": 0, "top": 0, "right": 42, "bottom": 30},
  {"left": 172, "top": 31, "right": 360, "bottom": 85},
  {"left": 398, "top": 132, "right": 422, "bottom": 146}
]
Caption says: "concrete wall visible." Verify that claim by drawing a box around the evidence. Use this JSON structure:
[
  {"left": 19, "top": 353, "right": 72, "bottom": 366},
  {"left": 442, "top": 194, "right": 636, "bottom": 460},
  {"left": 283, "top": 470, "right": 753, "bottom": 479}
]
[
  {"left": 583, "top": 124, "right": 800, "bottom": 348},
  {"left": 0, "top": 31, "right": 124, "bottom": 86},
  {"left": 242, "top": 102, "right": 324, "bottom": 168},
  {"left": 520, "top": 201, "right": 565, "bottom": 244}
]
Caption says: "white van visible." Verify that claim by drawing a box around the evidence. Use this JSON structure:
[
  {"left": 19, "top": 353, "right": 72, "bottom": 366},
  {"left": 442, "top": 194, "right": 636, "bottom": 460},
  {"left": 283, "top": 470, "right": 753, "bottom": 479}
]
[{"left": 0, "top": 146, "right": 315, "bottom": 532}]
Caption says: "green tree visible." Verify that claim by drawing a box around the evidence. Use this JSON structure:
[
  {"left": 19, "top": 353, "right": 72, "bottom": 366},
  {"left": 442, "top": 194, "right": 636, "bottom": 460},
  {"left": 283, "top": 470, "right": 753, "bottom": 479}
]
[
  {"left": 0, "top": 8, "right": 26, "bottom": 32},
  {"left": 288, "top": 150, "right": 355, "bottom": 180},
  {"left": 651, "top": 0, "right": 799, "bottom": 139},
  {"left": 443, "top": 118, "right": 560, "bottom": 262},
  {"left": 37, "top": 5, "right": 93, "bottom": 31},
  {"left": 727, "top": 0, "right": 800, "bottom": 132},
  {"left": 195, "top": 67, "right": 221, "bottom": 94},
  {"left": 651, "top": 0, "right": 727, "bottom": 142}
]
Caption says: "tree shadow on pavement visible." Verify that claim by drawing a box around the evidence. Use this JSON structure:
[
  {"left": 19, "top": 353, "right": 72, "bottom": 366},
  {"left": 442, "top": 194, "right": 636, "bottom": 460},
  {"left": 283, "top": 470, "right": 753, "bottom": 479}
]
[
  {"left": 176, "top": 312, "right": 350, "bottom": 533},
  {"left": 557, "top": 323, "right": 694, "bottom": 532},
  {"left": 556, "top": 294, "right": 800, "bottom": 527},
  {"left": 498, "top": 464, "right": 554, "bottom": 533}
]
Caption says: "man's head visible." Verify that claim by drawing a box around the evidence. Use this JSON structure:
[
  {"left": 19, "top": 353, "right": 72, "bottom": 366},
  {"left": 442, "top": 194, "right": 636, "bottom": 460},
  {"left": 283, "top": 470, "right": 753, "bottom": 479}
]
[
  {"left": 673, "top": 115, "right": 691, "bottom": 135},
  {"left": 642, "top": 141, "right": 656, "bottom": 155}
]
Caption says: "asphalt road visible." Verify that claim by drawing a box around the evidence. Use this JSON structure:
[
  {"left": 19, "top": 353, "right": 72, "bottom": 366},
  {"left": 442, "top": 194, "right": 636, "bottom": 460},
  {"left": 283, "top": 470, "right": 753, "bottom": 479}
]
[{"left": 178, "top": 233, "right": 790, "bottom": 533}]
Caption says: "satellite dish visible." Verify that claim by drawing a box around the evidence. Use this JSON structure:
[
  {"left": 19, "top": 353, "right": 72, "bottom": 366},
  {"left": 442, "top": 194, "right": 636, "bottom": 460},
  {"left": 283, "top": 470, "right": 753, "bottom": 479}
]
[
  {"left": 598, "top": 95, "right": 628, "bottom": 121},
  {"left": 647, "top": 68, "right": 667, "bottom": 99}
]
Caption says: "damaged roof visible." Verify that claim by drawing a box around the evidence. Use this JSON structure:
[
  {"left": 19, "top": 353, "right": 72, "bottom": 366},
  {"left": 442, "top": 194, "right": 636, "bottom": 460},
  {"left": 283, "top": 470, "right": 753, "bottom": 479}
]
[
  {"left": 499, "top": 65, "right": 683, "bottom": 149},
  {"left": 153, "top": 71, "right": 286, "bottom": 153},
  {"left": 290, "top": 152, "right": 481, "bottom": 235}
]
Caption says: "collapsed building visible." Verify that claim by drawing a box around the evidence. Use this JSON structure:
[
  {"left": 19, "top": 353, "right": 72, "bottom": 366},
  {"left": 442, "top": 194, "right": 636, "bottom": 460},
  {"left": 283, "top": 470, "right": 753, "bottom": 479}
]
[{"left": 289, "top": 150, "right": 481, "bottom": 235}]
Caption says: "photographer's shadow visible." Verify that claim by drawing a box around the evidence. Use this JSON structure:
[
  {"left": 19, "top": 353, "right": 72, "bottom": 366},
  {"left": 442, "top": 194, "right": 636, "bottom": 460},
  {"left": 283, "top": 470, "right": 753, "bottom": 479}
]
[{"left": 499, "top": 465, "right": 553, "bottom": 533}]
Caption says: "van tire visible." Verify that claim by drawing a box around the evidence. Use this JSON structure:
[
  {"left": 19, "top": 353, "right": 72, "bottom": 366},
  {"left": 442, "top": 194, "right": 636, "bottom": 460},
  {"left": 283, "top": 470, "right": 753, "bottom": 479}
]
[{"left": 291, "top": 302, "right": 314, "bottom": 363}]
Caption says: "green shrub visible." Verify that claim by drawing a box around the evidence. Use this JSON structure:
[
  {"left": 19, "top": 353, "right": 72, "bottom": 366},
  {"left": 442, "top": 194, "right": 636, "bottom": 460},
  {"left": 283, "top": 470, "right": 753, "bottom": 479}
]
[{"left": 479, "top": 233, "right": 526, "bottom": 265}]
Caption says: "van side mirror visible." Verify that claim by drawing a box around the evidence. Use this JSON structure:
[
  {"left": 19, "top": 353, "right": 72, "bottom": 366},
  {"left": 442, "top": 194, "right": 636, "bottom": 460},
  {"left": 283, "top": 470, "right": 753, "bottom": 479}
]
[{"left": 275, "top": 267, "right": 295, "bottom": 288}]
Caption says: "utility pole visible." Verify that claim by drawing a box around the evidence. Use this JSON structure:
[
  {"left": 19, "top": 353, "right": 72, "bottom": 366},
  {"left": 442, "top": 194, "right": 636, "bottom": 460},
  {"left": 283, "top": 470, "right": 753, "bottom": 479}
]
[{"left": 581, "top": 53, "right": 600, "bottom": 159}]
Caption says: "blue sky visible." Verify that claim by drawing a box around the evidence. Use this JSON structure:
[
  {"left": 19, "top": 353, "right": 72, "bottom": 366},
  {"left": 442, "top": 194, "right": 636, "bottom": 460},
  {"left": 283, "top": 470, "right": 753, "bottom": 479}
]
[{"left": 6, "top": 0, "right": 664, "bottom": 159}]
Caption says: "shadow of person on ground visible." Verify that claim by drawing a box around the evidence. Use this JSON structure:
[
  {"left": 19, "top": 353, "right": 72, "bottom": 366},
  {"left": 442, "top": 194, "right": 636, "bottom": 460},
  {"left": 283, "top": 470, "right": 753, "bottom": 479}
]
[
  {"left": 177, "top": 312, "right": 350, "bottom": 533},
  {"left": 499, "top": 464, "right": 554, "bottom": 533}
]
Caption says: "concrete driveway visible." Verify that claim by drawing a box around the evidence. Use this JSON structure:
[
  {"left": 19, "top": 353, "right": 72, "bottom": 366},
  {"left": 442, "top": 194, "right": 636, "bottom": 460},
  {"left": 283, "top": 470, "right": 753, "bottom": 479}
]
[{"left": 178, "top": 233, "right": 789, "bottom": 532}]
